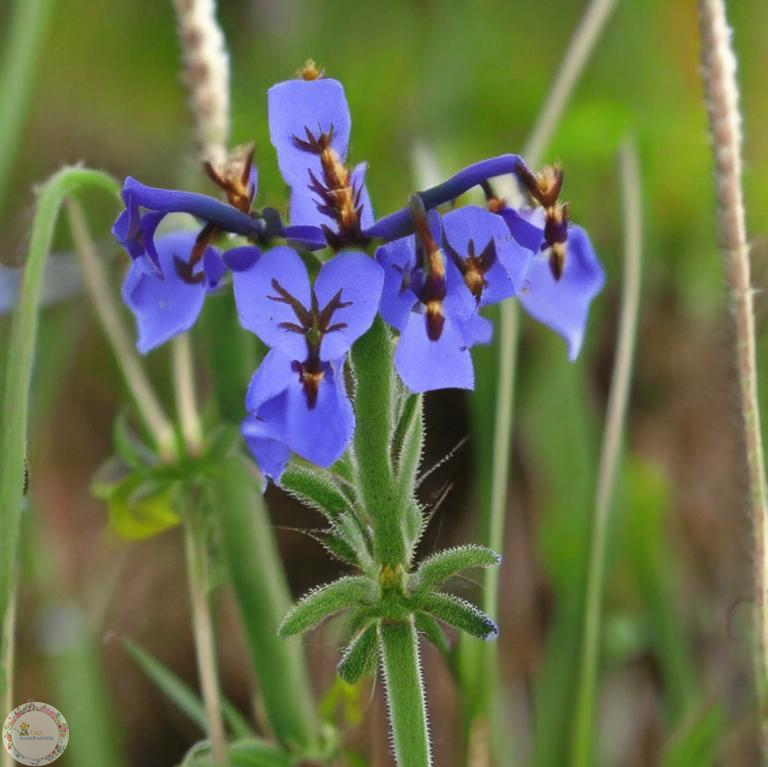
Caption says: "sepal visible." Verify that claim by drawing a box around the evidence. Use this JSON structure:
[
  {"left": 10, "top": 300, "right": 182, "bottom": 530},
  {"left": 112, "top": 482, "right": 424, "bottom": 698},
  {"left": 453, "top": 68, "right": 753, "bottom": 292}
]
[
  {"left": 418, "top": 593, "right": 498, "bottom": 641},
  {"left": 409, "top": 544, "right": 501, "bottom": 595},
  {"left": 279, "top": 576, "right": 379, "bottom": 637},
  {"left": 337, "top": 622, "right": 379, "bottom": 684},
  {"left": 279, "top": 462, "right": 354, "bottom": 523}
]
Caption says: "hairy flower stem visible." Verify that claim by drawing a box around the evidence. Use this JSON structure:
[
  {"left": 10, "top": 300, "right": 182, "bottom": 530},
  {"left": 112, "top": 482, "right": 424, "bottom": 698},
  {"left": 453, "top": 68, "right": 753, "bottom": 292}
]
[
  {"left": 351, "top": 317, "right": 406, "bottom": 568},
  {"left": 571, "top": 139, "right": 642, "bottom": 767},
  {"left": 698, "top": 0, "right": 768, "bottom": 735},
  {"left": 66, "top": 200, "right": 177, "bottom": 461},
  {"left": 172, "top": 333, "right": 204, "bottom": 456},
  {"left": 379, "top": 620, "right": 432, "bottom": 767},
  {"left": 184, "top": 505, "right": 229, "bottom": 766}
]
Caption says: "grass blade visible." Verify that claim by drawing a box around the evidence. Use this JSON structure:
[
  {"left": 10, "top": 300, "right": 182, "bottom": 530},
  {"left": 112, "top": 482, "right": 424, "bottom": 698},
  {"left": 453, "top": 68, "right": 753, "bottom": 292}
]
[{"left": 570, "top": 139, "right": 643, "bottom": 767}]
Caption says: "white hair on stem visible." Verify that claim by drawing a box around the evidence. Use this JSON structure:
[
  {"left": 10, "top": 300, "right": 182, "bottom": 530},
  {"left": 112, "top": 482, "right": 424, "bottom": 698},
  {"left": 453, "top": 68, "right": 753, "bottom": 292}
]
[{"left": 172, "top": 0, "right": 231, "bottom": 168}]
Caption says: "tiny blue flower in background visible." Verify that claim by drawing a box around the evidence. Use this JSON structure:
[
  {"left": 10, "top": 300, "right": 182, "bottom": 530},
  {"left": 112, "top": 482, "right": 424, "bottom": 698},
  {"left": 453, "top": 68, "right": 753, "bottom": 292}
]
[
  {"left": 268, "top": 62, "right": 373, "bottom": 248},
  {"left": 231, "top": 246, "right": 384, "bottom": 481},
  {"left": 377, "top": 202, "right": 482, "bottom": 393},
  {"left": 122, "top": 231, "right": 225, "bottom": 354}
]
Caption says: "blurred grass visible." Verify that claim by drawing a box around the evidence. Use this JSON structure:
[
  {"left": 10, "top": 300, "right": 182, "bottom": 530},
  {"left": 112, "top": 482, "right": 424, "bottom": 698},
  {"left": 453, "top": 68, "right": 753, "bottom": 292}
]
[{"left": 1, "top": 0, "right": 767, "bottom": 765}]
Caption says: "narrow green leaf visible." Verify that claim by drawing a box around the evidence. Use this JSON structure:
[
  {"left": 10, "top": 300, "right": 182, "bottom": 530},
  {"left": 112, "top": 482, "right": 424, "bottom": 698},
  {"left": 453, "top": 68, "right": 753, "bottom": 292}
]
[
  {"left": 0, "top": 166, "right": 119, "bottom": 668},
  {"left": 338, "top": 623, "right": 379, "bottom": 684},
  {"left": 420, "top": 593, "right": 498, "bottom": 641},
  {"left": 123, "top": 638, "right": 254, "bottom": 740},
  {"left": 280, "top": 462, "right": 353, "bottom": 522},
  {"left": 113, "top": 411, "right": 156, "bottom": 469},
  {"left": 107, "top": 474, "right": 180, "bottom": 540},
  {"left": 207, "top": 457, "right": 320, "bottom": 751},
  {"left": 279, "top": 576, "right": 378, "bottom": 638},
  {"left": 409, "top": 545, "right": 501, "bottom": 595},
  {"left": 661, "top": 706, "right": 722, "bottom": 767},
  {"left": 414, "top": 613, "right": 451, "bottom": 657},
  {"left": 379, "top": 620, "right": 432, "bottom": 767},
  {"left": 179, "top": 738, "right": 292, "bottom": 767}
]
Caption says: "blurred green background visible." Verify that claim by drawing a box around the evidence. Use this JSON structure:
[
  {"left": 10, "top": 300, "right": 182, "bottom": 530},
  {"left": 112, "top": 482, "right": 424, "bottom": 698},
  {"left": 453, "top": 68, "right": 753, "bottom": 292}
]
[{"left": 2, "top": 0, "right": 767, "bottom": 765}]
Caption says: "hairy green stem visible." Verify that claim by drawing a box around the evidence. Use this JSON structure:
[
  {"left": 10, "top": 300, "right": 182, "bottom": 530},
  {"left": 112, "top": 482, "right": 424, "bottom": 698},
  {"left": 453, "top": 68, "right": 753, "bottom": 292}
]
[
  {"left": 0, "top": 0, "right": 56, "bottom": 210},
  {"left": 351, "top": 317, "right": 405, "bottom": 567},
  {"left": 379, "top": 620, "right": 432, "bottom": 767},
  {"left": 0, "top": 167, "right": 119, "bottom": 700},
  {"left": 570, "top": 140, "right": 642, "bottom": 767},
  {"left": 208, "top": 458, "right": 321, "bottom": 754},
  {"left": 698, "top": 0, "right": 768, "bottom": 741},
  {"left": 184, "top": 507, "right": 229, "bottom": 766},
  {"left": 66, "top": 199, "right": 177, "bottom": 460}
]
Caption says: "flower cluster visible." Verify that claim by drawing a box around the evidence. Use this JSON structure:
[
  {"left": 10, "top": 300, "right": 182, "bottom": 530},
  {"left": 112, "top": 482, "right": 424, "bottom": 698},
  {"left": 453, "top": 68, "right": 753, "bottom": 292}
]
[{"left": 112, "top": 62, "right": 604, "bottom": 482}]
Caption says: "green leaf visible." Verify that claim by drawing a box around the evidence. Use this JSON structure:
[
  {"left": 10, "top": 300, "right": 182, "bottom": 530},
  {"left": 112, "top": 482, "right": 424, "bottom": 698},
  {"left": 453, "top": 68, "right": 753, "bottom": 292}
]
[
  {"left": 279, "top": 462, "right": 353, "bottom": 522},
  {"left": 329, "top": 511, "right": 374, "bottom": 574},
  {"left": 338, "top": 622, "right": 379, "bottom": 684},
  {"left": 419, "top": 593, "right": 498, "bottom": 641},
  {"left": 107, "top": 474, "right": 180, "bottom": 540},
  {"left": 409, "top": 544, "right": 501, "bottom": 595},
  {"left": 0, "top": 167, "right": 120, "bottom": 655},
  {"left": 179, "top": 738, "right": 292, "bottom": 767},
  {"left": 113, "top": 411, "right": 156, "bottom": 469},
  {"left": 379, "top": 620, "right": 431, "bottom": 767},
  {"left": 207, "top": 457, "right": 320, "bottom": 751},
  {"left": 414, "top": 613, "right": 451, "bottom": 657},
  {"left": 279, "top": 576, "right": 379, "bottom": 638},
  {"left": 123, "top": 638, "right": 254, "bottom": 740},
  {"left": 661, "top": 705, "right": 722, "bottom": 767}
]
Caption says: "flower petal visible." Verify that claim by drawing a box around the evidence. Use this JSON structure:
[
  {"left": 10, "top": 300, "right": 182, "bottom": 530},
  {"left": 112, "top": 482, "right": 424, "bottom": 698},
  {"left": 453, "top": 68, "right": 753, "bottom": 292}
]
[
  {"left": 516, "top": 224, "right": 604, "bottom": 360},
  {"left": 122, "top": 232, "right": 210, "bottom": 354},
  {"left": 376, "top": 236, "right": 419, "bottom": 332},
  {"left": 284, "top": 361, "right": 354, "bottom": 467},
  {"left": 231, "top": 245, "right": 312, "bottom": 360},
  {"left": 245, "top": 348, "right": 297, "bottom": 412},
  {"left": 395, "top": 312, "right": 474, "bottom": 392},
  {"left": 268, "top": 78, "right": 351, "bottom": 189},
  {"left": 242, "top": 412, "right": 291, "bottom": 485},
  {"left": 314, "top": 251, "right": 384, "bottom": 361}
]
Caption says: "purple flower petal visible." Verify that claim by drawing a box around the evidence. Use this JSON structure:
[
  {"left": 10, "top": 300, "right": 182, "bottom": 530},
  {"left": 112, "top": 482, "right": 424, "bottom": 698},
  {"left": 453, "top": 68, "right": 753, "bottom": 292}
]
[
  {"left": 313, "top": 251, "right": 384, "bottom": 361},
  {"left": 231, "top": 246, "right": 312, "bottom": 361},
  {"left": 442, "top": 205, "right": 531, "bottom": 304},
  {"left": 268, "top": 78, "right": 351, "bottom": 189},
  {"left": 122, "top": 232, "right": 214, "bottom": 354},
  {"left": 351, "top": 162, "right": 374, "bottom": 229},
  {"left": 284, "top": 359, "right": 354, "bottom": 467},
  {"left": 245, "top": 348, "right": 297, "bottom": 412},
  {"left": 516, "top": 223, "right": 604, "bottom": 360},
  {"left": 223, "top": 246, "right": 261, "bottom": 273},
  {"left": 242, "top": 413, "right": 291, "bottom": 485},
  {"left": 376, "top": 236, "right": 419, "bottom": 332},
  {"left": 395, "top": 312, "right": 474, "bottom": 392},
  {"left": 283, "top": 225, "right": 328, "bottom": 251}
]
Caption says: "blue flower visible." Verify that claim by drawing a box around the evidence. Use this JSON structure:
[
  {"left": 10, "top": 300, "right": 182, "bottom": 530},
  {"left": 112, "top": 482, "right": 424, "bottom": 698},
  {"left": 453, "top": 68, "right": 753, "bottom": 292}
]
[
  {"left": 496, "top": 202, "right": 604, "bottom": 361},
  {"left": 376, "top": 202, "right": 500, "bottom": 393},
  {"left": 268, "top": 66, "right": 373, "bottom": 248},
  {"left": 122, "top": 231, "right": 225, "bottom": 354},
  {"left": 231, "top": 246, "right": 384, "bottom": 481}
]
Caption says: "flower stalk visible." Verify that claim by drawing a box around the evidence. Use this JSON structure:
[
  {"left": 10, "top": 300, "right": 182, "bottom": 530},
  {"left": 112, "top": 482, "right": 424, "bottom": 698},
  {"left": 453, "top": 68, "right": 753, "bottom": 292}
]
[
  {"left": 183, "top": 502, "right": 229, "bottom": 766},
  {"left": 66, "top": 199, "right": 177, "bottom": 460},
  {"left": 698, "top": 0, "right": 768, "bottom": 736}
]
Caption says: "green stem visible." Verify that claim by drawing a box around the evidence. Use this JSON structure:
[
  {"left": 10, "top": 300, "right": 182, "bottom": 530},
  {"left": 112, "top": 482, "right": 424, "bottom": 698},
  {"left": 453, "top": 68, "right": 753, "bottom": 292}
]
[
  {"left": 1, "top": 580, "right": 16, "bottom": 767},
  {"left": 0, "top": 166, "right": 119, "bottom": 698},
  {"left": 65, "top": 199, "right": 177, "bottom": 460},
  {"left": 172, "top": 333, "right": 204, "bottom": 455},
  {"left": 184, "top": 506, "right": 229, "bottom": 766},
  {"left": 0, "top": 0, "right": 56, "bottom": 210},
  {"left": 570, "top": 140, "right": 642, "bottom": 767},
  {"left": 351, "top": 316, "right": 405, "bottom": 567},
  {"left": 208, "top": 457, "right": 321, "bottom": 755},
  {"left": 379, "top": 620, "right": 432, "bottom": 767}
]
